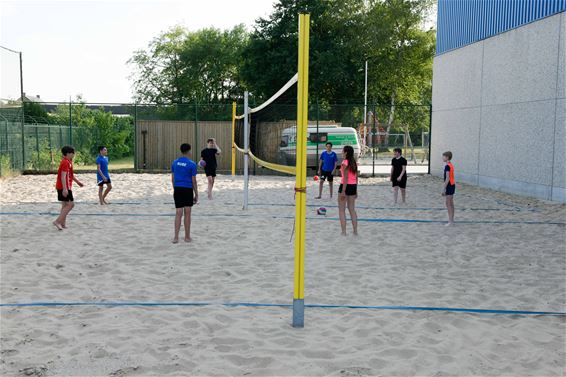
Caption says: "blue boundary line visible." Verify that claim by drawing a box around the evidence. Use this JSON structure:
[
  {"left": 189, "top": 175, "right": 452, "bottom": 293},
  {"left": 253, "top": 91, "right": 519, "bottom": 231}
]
[
  {"left": 0, "top": 211, "right": 563, "bottom": 225},
  {"left": 4, "top": 201, "right": 538, "bottom": 212},
  {"left": 247, "top": 203, "right": 538, "bottom": 212},
  {"left": 0, "top": 301, "right": 564, "bottom": 316}
]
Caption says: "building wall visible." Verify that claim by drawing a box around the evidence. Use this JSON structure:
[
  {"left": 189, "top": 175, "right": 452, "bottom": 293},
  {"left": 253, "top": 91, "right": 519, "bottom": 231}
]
[
  {"left": 437, "top": 0, "right": 566, "bottom": 54},
  {"left": 431, "top": 12, "right": 565, "bottom": 202}
]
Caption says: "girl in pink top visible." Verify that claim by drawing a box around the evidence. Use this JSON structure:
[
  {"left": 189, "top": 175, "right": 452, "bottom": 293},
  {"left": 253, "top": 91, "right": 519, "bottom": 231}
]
[{"left": 338, "top": 145, "right": 358, "bottom": 236}]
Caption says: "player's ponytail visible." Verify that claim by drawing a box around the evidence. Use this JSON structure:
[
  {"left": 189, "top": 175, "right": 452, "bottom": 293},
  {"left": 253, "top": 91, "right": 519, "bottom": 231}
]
[{"left": 343, "top": 146, "right": 357, "bottom": 173}]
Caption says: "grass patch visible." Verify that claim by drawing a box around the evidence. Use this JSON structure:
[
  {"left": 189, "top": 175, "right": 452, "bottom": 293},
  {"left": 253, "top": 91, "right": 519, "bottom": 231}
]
[{"left": 75, "top": 156, "right": 134, "bottom": 171}]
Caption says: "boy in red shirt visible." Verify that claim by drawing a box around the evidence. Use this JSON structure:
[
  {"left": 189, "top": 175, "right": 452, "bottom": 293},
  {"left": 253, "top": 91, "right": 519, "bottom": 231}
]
[{"left": 53, "top": 146, "right": 84, "bottom": 230}]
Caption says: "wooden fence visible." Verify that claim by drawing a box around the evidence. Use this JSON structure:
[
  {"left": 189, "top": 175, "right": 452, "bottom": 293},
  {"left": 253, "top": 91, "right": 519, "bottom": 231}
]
[
  {"left": 136, "top": 120, "right": 244, "bottom": 172},
  {"left": 136, "top": 119, "right": 337, "bottom": 173}
]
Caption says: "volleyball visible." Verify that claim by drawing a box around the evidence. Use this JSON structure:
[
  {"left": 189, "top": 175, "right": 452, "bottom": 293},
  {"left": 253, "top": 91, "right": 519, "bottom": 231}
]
[
  {"left": 199, "top": 160, "right": 206, "bottom": 168},
  {"left": 313, "top": 175, "right": 319, "bottom": 181},
  {"left": 316, "top": 207, "right": 327, "bottom": 215}
]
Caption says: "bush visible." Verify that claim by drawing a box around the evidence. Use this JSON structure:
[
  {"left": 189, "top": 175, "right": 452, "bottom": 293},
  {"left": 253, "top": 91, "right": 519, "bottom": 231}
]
[{"left": 0, "top": 154, "right": 14, "bottom": 176}]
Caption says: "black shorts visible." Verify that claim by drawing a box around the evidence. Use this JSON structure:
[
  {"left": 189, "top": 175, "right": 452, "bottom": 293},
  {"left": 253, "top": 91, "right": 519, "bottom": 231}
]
[
  {"left": 204, "top": 167, "right": 216, "bottom": 177},
  {"left": 173, "top": 187, "right": 194, "bottom": 208},
  {"left": 320, "top": 170, "right": 334, "bottom": 182},
  {"left": 57, "top": 189, "right": 74, "bottom": 202},
  {"left": 98, "top": 178, "right": 111, "bottom": 187},
  {"left": 445, "top": 184, "right": 456, "bottom": 196},
  {"left": 338, "top": 184, "right": 357, "bottom": 196},
  {"left": 392, "top": 178, "right": 407, "bottom": 189}
]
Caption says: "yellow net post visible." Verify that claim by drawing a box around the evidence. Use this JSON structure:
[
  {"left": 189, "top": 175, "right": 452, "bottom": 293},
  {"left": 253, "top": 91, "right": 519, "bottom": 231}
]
[
  {"left": 231, "top": 101, "right": 236, "bottom": 176},
  {"left": 293, "top": 12, "right": 310, "bottom": 328}
]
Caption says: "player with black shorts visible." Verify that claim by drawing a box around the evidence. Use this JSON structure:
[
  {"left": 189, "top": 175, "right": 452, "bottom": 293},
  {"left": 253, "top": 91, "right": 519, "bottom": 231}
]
[
  {"left": 316, "top": 142, "right": 338, "bottom": 199},
  {"left": 391, "top": 148, "right": 407, "bottom": 204},
  {"left": 442, "top": 151, "right": 456, "bottom": 226},
  {"left": 171, "top": 143, "right": 198, "bottom": 243},
  {"left": 201, "top": 138, "right": 222, "bottom": 200}
]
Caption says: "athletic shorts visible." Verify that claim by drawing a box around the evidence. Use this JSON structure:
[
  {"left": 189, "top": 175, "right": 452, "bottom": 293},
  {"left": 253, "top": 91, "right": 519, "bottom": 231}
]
[
  {"left": 445, "top": 184, "right": 456, "bottom": 196},
  {"left": 98, "top": 178, "right": 111, "bottom": 187},
  {"left": 204, "top": 167, "right": 216, "bottom": 177},
  {"left": 392, "top": 177, "right": 407, "bottom": 189},
  {"left": 338, "top": 184, "right": 357, "bottom": 196},
  {"left": 57, "top": 189, "right": 74, "bottom": 202},
  {"left": 173, "top": 187, "right": 194, "bottom": 208},
  {"left": 320, "top": 170, "right": 334, "bottom": 182}
]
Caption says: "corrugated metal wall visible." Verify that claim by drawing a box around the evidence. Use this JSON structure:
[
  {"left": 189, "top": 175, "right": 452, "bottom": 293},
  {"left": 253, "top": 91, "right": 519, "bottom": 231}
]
[{"left": 437, "top": 0, "right": 566, "bottom": 54}]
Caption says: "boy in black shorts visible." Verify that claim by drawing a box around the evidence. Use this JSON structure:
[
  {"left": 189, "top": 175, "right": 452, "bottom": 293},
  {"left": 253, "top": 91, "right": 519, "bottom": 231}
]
[
  {"left": 316, "top": 142, "right": 338, "bottom": 199},
  {"left": 442, "top": 151, "right": 456, "bottom": 226},
  {"left": 53, "top": 146, "right": 84, "bottom": 230},
  {"left": 200, "top": 138, "right": 221, "bottom": 200},
  {"left": 171, "top": 143, "right": 198, "bottom": 243},
  {"left": 390, "top": 147, "right": 407, "bottom": 204}
]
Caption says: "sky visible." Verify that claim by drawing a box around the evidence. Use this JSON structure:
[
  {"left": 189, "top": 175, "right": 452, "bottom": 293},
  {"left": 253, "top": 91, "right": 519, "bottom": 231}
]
[
  {"left": 1, "top": 0, "right": 437, "bottom": 104},
  {"left": 0, "top": 0, "right": 275, "bottom": 103}
]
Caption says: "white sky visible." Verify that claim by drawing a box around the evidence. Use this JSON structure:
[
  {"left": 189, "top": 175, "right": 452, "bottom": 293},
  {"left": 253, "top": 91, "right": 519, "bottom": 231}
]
[
  {"left": 1, "top": 0, "right": 437, "bottom": 104},
  {"left": 0, "top": 0, "right": 275, "bottom": 103}
]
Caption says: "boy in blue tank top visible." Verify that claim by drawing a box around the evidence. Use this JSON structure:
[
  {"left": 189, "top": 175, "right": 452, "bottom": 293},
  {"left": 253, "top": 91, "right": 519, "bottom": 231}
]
[
  {"left": 96, "top": 146, "right": 112, "bottom": 205},
  {"left": 171, "top": 143, "right": 198, "bottom": 243},
  {"left": 315, "top": 142, "right": 338, "bottom": 199}
]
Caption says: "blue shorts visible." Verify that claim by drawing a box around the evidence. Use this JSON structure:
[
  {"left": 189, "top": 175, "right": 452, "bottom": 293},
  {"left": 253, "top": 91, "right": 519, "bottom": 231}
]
[{"left": 445, "top": 184, "right": 455, "bottom": 196}]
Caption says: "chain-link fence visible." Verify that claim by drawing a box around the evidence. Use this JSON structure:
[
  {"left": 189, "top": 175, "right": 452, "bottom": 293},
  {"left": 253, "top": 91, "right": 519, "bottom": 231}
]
[{"left": 0, "top": 101, "right": 431, "bottom": 176}]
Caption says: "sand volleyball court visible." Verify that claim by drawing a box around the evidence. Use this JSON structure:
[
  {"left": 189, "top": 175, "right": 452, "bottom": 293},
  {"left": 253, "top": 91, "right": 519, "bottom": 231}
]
[{"left": 1, "top": 173, "right": 565, "bottom": 376}]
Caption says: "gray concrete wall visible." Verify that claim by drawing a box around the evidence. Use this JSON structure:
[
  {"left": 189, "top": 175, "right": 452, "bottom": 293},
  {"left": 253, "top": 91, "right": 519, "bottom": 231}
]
[{"left": 431, "top": 12, "right": 566, "bottom": 202}]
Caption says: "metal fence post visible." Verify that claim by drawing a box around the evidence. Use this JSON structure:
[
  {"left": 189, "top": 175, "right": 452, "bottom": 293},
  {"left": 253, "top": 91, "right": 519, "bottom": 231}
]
[
  {"left": 69, "top": 98, "right": 73, "bottom": 145},
  {"left": 428, "top": 104, "right": 432, "bottom": 174},
  {"left": 47, "top": 125, "right": 52, "bottom": 170},
  {"left": 21, "top": 103, "right": 25, "bottom": 171},
  {"left": 134, "top": 103, "right": 138, "bottom": 170},
  {"left": 316, "top": 98, "right": 319, "bottom": 169},
  {"left": 35, "top": 125, "right": 39, "bottom": 170},
  {"left": 194, "top": 100, "right": 198, "bottom": 155},
  {"left": 372, "top": 103, "right": 376, "bottom": 177}
]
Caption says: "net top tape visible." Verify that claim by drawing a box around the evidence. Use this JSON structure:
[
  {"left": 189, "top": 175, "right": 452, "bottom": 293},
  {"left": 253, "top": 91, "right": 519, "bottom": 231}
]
[{"left": 235, "top": 73, "right": 298, "bottom": 119}]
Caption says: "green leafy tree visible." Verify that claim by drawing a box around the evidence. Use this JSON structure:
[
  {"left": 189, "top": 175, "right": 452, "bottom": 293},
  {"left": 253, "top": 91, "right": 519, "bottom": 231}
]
[
  {"left": 53, "top": 97, "right": 133, "bottom": 164},
  {"left": 363, "top": 0, "right": 436, "bottom": 153},
  {"left": 23, "top": 101, "right": 49, "bottom": 123},
  {"left": 129, "top": 25, "right": 248, "bottom": 104},
  {"left": 241, "top": 0, "right": 367, "bottom": 104}
]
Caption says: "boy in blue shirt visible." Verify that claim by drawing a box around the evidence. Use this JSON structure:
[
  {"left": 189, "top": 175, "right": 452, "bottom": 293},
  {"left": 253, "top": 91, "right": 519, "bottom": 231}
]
[
  {"left": 96, "top": 146, "right": 112, "bottom": 205},
  {"left": 316, "top": 142, "right": 338, "bottom": 199},
  {"left": 171, "top": 143, "right": 198, "bottom": 243}
]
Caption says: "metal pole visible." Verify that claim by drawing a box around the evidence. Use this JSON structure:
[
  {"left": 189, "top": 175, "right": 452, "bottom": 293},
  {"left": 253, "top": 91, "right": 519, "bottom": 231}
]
[
  {"left": 243, "top": 92, "right": 249, "bottom": 210},
  {"left": 69, "top": 97, "right": 72, "bottom": 145},
  {"left": 231, "top": 101, "right": 236, "bottom": 176},
  {"left": 428, "top": 104, "right": 432, "bottom": 174},
  {"left": 35, "top": 125, "right": 39, "bottom": 170},
  {"left": 20, "top": 52, "right": 25, "bottom": 170},
  {"left": 372, "top": 104, "right": 376, "bottom": 177},
  {"left": 316, "top": 98, "right": 319, "bottom": 169},
  {"left": 363, "top": 60, "right": 368, "bottom": 125},
  {"left": 194, "top": 100, "right": 198, "bottom": 156},
  {"left": 134, "top": 103, "right": 138, "bottom": 170},
  {"left": 293, "top": 12, "right": 310, "bottom": 329},
  {"left": 47, "top": 125, "right": 52, "bottom": 170}
]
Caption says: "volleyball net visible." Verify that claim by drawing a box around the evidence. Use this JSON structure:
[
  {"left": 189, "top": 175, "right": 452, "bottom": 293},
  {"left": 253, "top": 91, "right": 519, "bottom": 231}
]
[{"left": 233, "top": 74, "right": 298, "bottom": 175}]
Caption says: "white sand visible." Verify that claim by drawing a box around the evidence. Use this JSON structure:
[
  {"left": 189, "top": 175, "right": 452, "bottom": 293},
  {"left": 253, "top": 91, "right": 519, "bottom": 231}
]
[{"left": 1, "top": 173, "right": 565, "bottom": 376}]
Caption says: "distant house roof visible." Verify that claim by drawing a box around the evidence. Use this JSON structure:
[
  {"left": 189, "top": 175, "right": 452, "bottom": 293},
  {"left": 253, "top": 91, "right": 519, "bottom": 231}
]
[{"left": 20, "top": 93, "right": 43, "bottom": 103}]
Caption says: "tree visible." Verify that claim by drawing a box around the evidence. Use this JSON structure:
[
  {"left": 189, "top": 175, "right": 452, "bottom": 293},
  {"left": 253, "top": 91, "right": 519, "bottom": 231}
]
[
  {"left": 23, "top": 101, "right": 49, "bottom": 123},
  {"left": 53, "top": 97, "right": 133, "bottom": 164},
  {"left": 128, "top": 25, "right": 249, "bottom": 104},
  {"left": 363, "top": 0, "right": 436, "bottom": 154},
  {"left": 241, "top": 0, "right": 367, "bottom": 104}
]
